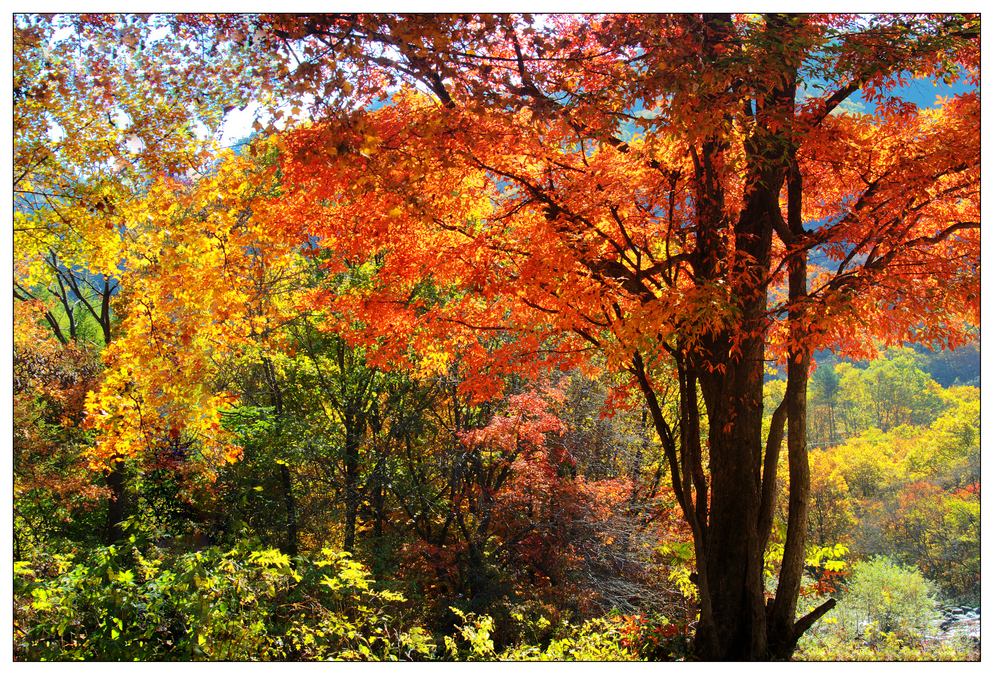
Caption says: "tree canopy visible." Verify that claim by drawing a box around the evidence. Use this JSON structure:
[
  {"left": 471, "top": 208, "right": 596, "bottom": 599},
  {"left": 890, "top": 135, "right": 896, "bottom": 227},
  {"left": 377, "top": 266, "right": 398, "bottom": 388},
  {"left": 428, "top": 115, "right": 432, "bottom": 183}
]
[{"left": 13, "top": 13, "right": 979, "bottom": 661}]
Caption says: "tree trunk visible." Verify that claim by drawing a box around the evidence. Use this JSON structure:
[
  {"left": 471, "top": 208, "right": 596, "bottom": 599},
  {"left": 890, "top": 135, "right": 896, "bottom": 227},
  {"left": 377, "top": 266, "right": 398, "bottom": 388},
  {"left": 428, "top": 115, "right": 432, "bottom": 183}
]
[
  {"left": 262, "top": 355, "right": 297, "bottom": 556},
  {"left": 694, "top": 330, "right": 769, "bottom": 659},
  {"left": 104, "top": 461, "right": 128, "bottom": 544},
  {"left": 279, "top": 462, "right": 298, "bottom": 556},
  {"left": 687, "top": 142, "right": 837, "bottom": 660},
  {"left": 765, "top": 152, "right": 841, "bottom": 659},
  {"left": 372, "top": 465, "right": 385, "bottom": 539},
  {"left": 342, "top": 414, "right": 361, "bottom": 553}
]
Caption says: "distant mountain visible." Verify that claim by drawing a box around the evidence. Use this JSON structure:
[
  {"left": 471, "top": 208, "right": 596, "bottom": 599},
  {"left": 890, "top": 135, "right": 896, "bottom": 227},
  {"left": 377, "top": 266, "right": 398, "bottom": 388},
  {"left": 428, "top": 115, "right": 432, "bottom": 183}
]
[
  {"left": 915, "top": 340, "right": 980, "bottom": 388},
  {"left": 810, "top": 339, "right": 980, "bottom": 388}
]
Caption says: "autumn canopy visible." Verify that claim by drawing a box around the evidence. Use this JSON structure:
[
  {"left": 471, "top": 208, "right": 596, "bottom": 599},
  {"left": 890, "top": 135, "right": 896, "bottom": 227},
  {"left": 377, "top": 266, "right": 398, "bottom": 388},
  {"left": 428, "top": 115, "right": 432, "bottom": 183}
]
[{"left": 13, "top": 13, "right": 979, "bottom": 661}]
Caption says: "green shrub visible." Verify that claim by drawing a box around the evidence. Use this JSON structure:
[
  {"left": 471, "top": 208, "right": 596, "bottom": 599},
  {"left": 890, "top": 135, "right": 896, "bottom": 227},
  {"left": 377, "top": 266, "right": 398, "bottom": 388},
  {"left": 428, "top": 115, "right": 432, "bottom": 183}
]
[
  {"left": 16, "top": 542, "right": 645, "bottom": 661},
  {"left": 832, "top": 556, "right": 940, "bottom": 642},
  {"left": 795, "top": 630, "right": 978, "bottom": 661},
  {"left": 14, "top": 544, "right": 429, "bottom": 661},
  {"left": 793, "top": 556, "right": 974, "bottom": 661},
  {"left": 499, "top": 617, "right": 637, "bottom": 661}
]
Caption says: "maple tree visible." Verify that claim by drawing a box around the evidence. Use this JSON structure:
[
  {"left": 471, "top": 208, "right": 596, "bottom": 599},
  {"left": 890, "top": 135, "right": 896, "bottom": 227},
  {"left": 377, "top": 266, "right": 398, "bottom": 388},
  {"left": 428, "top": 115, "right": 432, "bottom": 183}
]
[
  {"left": 245, "top": 13, "right": 978, "bottom": 659},
  {"left": 13, "top": 13, "right": 979, "bottom": 661},
  {"left": 13, "top": 13, "right": 272, "bottom": 540}
]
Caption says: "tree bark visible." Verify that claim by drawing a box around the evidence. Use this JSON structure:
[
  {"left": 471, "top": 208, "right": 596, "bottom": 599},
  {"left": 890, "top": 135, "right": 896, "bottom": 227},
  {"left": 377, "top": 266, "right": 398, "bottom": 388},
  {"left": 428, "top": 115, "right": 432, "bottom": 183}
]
[
  {"left": 262, "top": 355, "right": 298, "bottom": 556},
  {"left": 682, "top": 14, "right": 841, "bottom": 659},
  {"left": 693, "top": 331, "right": 769, "bottom": 659},
  {"left": 104, "top": 460, "right": 128, "bottom": 544},
  {"left": 342, "top": 413, "right": 361, "bottom": 553},
  {"left": 279, "top": 462, "right": 298, "bottom": 556},
  {"left": 767, "top": 150, "right": 817, "bottom": 659}
]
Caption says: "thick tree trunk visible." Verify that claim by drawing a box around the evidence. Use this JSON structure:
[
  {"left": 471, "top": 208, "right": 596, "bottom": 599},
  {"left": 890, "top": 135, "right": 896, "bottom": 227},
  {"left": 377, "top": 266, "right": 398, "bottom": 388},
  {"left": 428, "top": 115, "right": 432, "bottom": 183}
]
[
  {"left": 682, "top": 85, "right": 822, "bottom": 654},
  {"left": 688, "top": 140, "right": 836, "bottom": 659},
  {"left": 694, "top": 330, "right": 769, "bottom": 660}
]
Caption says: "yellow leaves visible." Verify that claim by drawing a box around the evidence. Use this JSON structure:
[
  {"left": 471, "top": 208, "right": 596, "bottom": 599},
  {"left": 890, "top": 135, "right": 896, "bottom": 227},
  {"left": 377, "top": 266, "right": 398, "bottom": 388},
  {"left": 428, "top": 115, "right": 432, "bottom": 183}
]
[
  {"left": 412, "top": 343, "right": 451, "bottom": 380},
  {"left": 12, "top": 210, "right": 40, "bottom": 236},
  {"left": 248, "top": 548, "right": 294, "bottom": 571},
  {"left": 358, "top": 133, "right": 380, "bottom": 157},
  {"left": 83, "top": 152, "right": 301, "bottom": 473}
]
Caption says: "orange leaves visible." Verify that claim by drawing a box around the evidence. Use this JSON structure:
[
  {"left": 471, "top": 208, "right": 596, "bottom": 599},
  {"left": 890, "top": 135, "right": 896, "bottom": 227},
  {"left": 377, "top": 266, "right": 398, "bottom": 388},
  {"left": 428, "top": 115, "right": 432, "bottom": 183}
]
[
  {"left": 17, "top": 14, "right": 977, "bottom": 488},
  {"left": 762, "top": 86, "right": 981, "bottom": 365},
  {"left": 460, "top": 386, "right": 567, "bottom": 455},
  {"left": 268, "top": 12, "right": 976, "bottom": 405},
  {"left": 275, "top": 82, "right": 678, "bottom": 390},
  {"left": 14, "top": 299, "right": 107, "bottom": 505}
]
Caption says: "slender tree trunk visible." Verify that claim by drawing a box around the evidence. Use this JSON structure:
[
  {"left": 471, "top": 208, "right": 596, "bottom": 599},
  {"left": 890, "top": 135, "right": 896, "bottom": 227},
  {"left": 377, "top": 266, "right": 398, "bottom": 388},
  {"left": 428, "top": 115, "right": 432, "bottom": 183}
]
[
  {"left": 342, "top": 414, "right": 361, "bottom": 553},
  {"left": 766, "top": 153, "right": 839, "bottom": 659},
  {"left": 372, "top": 465, "right": 385, "bottom": 539},
  {"left": 104, "top": 461, "right": 127, "bottom": 543},
  {"left": 279, "top": 463, "right": 298, "bottom": 556},
  {"left": 262, "top": 356, "right": 298, "bottom": 556},
  {"left": 828, "top": 403, "right": 837, "bottom": 446},
  {"left": 100, "top": 277, "right": 113, "bottom": 345},
  {"left": 369, "top": 404, "right": 387, "bottom": 541}
]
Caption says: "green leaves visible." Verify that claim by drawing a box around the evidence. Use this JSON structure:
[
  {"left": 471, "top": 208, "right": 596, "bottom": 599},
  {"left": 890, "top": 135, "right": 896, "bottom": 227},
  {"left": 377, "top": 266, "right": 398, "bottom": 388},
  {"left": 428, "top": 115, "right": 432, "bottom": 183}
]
[
  {"left": 14, "top": 543, "right": 419, "bottom": 661},
  {"left": 446, "top": 607, "right": 496, "bottom": 660}
]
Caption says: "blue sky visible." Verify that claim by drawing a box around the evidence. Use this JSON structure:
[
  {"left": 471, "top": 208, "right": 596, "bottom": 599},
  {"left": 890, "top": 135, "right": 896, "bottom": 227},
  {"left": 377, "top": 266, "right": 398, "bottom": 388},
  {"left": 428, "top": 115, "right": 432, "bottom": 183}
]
[{"left": 862, "top": 77, "right": 976, "bottom": 111}]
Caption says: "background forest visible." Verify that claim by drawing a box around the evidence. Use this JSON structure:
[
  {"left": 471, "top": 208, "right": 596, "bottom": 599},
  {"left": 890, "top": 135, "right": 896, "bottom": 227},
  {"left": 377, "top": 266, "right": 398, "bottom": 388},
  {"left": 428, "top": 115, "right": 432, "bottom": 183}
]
[
  {"left": 14, "top": 334, "right": 981, "bottom": 660},
  {"left": 12, "top": 13, "right": 980, "bottom": 661}
]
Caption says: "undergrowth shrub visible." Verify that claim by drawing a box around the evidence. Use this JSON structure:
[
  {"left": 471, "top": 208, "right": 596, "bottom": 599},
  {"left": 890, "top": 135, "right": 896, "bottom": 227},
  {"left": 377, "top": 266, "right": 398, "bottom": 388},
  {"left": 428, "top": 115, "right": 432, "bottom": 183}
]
[{"left": 13, "top": 543, "right": 427, "bottom": 661}]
